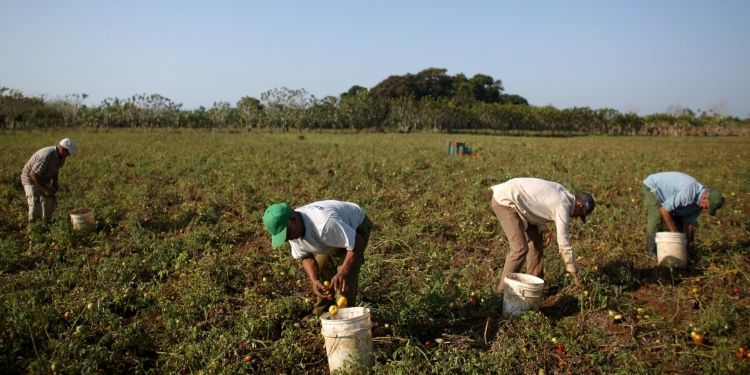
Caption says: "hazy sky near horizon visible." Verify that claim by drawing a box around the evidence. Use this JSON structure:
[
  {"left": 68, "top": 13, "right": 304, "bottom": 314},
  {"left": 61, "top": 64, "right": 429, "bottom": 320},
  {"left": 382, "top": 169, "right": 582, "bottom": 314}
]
[{"left": 2, "top": 1, "right": 749, "bottom": 117}]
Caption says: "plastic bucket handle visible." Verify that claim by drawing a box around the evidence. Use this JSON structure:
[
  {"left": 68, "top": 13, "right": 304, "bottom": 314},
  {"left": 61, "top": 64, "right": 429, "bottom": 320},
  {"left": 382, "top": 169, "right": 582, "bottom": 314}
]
[{"left": 520, "top": 289, "right": 544, "bottom": 297}]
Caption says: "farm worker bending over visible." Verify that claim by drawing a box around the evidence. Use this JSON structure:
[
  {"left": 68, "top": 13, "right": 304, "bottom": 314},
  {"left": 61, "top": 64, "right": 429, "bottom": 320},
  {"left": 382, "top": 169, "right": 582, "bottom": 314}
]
[
  {"left": 642, "top": 171, "right": 724, "bottom": 259},
  {"left": 21, "top": 138, "right": 78, "bottom": 222},
  {"left": 490, "top": 178, "right": 595, "bottom": 294},
  {"left": 263, "top": 200, "right": 373, "bottom": 316}
]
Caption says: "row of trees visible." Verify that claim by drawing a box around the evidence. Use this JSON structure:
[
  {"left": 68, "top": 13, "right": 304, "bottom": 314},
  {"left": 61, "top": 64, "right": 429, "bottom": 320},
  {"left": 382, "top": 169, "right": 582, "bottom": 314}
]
[{"left": 2, "top": 69, "right": 748, "bottom": 135}]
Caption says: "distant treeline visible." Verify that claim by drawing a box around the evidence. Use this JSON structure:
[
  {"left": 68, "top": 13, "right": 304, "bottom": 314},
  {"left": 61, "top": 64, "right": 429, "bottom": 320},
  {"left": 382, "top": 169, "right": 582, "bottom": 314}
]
[{"left": 2, "top": 68, "right": 748, "bottom": 135}]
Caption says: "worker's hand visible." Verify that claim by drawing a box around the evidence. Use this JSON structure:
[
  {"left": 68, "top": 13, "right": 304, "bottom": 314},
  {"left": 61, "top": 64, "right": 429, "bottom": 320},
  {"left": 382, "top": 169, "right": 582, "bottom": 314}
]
[
  {"left": 331, "top": 270, "right": 350, "bottom": 294},
  {"left": 42, "top": 188, "right": 55, "bottom": 197},
  {"left": 311, "top": 279, "right": 332, "bottom": 299},
  {"left": 544, "top": 231, "right": 553, "bottom": 246}
]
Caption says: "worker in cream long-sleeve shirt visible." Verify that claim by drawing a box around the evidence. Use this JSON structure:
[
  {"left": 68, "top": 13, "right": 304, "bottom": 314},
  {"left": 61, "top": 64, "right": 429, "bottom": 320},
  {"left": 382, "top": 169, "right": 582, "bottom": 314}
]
[{"left": 490, "top": 178, "right": 595, "bottom": 294}]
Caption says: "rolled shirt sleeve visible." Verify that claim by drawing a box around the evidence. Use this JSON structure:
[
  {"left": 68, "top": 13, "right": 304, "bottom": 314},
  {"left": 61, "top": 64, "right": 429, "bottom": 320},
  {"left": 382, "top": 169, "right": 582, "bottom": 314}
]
[{"left": 290, "top": 242, "right": 308, "bottom": 260}]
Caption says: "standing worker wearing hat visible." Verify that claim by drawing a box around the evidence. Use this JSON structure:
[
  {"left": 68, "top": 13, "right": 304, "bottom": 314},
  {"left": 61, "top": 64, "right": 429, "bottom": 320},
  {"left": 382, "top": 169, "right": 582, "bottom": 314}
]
[
  {"left": 490, "top": 178, "right": 595, "bottom": 294},
  {"left": 262, "top": 200, "right": 373, "bottom": 316},
  {"left": 642, "top": 171, "right": 724, "bottom": 259},
  {"left": 20, "top": 138, "right": 78, "bottom": 222}
]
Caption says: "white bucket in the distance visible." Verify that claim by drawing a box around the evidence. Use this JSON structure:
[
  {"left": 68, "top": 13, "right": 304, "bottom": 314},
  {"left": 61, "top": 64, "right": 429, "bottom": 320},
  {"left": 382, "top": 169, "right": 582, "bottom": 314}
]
[
  {"left": 320, "top": 307, "right": 373, "bottom": 373},
  {"left": 70, "top": 208, "right": 95, "bottom": 232},
  {"left": 655, "top": 231, "right": 688, "bottom": 268},
  {"left": 502, "top": 273, "right": 545, "bottom": 317}
]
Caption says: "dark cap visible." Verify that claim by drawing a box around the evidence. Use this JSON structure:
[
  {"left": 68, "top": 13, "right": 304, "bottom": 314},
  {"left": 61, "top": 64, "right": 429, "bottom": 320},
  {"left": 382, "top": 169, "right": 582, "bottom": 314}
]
[
  {"left": 707, "top": 190, "right": 724, "bottom": 216},
  {"left": 575, "top": 193, "right": 595, "bottom": 223}
]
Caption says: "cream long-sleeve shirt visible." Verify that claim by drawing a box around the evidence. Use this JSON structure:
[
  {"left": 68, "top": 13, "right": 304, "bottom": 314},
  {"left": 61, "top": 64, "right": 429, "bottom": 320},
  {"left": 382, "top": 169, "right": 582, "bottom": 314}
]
[{"left": 491, "top": 178, "right": 577, "bottom": 273}]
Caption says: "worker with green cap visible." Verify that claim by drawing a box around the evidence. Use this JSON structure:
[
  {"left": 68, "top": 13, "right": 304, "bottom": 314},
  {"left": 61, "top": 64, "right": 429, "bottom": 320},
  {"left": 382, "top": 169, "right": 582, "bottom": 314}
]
[
  {"left": 262, "top": 200, "right": 373, "bottom": 316},
  {"left": 642, "top": 171, "right": 725, "bottom": 259}
]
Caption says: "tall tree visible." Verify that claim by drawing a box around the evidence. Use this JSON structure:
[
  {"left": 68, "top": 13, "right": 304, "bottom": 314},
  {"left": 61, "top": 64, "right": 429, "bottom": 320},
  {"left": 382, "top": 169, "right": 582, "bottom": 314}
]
[
  {"left": 341, "top": 85, "right": 368, "bottom": 98},
  {"left": 414, "top": 68, "right": 453, "bottom": 99},
  {"left": 470, "top": 74, "right": 503, "bottom": 103},
  {"left": 261, "top": 87, "right": 312, "bottom": 131},
  {"left": 236, "top": 96, "right": 264, "bottom": 128}
]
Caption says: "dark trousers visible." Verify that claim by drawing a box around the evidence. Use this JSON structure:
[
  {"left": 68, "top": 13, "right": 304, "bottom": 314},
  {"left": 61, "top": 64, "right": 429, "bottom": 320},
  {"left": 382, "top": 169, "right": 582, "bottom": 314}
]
[
  {"left": 312, "top": 215, "right": 373, "bottom": 316},
  {"left": 643, "top": 185, "right": 688, "bottom": 254}
]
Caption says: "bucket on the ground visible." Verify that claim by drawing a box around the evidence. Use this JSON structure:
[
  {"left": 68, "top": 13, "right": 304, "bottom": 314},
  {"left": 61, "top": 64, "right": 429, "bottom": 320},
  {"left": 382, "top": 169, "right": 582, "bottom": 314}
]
[
  {"left": 70, "top": 208, "right": 95, "bottom": 232},
  {"left": 502, "top": 273, "right": 545, "bottom": 317},
  {"left": 320, "top": 307, "right": 373, "bottom": 373},
  {"left": 447, "top": 140, "right": 472, "bottom": 156},
  {"left": 655, "top": 231, "right": 687, "bottom": 268}
]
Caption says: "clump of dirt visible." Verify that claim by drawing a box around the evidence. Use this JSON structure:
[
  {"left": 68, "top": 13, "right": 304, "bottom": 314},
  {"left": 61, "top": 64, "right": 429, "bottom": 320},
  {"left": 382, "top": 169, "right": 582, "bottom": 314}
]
[{"left": 632, "top": 284, "right": 697, "bottom": 322}]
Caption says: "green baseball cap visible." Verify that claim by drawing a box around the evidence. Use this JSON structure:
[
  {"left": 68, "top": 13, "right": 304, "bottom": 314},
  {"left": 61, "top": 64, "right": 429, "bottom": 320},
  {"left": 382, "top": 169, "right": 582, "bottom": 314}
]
[
  {"left": 262, "top": 203, "right": 293, "bottom": 248},
  {"left": 707, "top": 190, "right": 724, "bottom": 216}
]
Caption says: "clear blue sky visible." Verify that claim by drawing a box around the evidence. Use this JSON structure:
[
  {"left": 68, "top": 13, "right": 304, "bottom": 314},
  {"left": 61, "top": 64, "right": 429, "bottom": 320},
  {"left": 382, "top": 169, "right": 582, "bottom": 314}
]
[{"left": 2, "top": 1, "right": 749, "bottom": 117}]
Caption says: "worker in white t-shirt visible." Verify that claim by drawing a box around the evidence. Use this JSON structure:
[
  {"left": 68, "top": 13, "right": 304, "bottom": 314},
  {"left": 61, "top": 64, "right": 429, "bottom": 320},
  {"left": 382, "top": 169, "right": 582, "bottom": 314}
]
[{"left": 263, "top": 200, "right": 373, "bottom": 316}]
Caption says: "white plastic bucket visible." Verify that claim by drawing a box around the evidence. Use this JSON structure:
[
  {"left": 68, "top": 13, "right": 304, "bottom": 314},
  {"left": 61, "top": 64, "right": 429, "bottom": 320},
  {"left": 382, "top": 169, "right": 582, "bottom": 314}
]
[
  {"left": 70, "top": 208, "right": 95, "bottom": 232},
  {"left": 320, "top": 307, "right": 373, "bottom": 373},
  {"left": 502, "top": 273, "right": 545, "bottom": 317},
  {"left": 655, "top": 231, "right": 687, "bottom": 268}
]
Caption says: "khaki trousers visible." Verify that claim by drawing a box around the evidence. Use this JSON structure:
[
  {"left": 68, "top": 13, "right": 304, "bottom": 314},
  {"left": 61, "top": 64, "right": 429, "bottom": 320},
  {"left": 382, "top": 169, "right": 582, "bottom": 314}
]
[
  {"left": 24, "top": 184, "right": 56, "bottom": 222},
  {"left": 312, "top": 215, "right": 373, "bottom": 316},
  {"left": 491, "top": 198, "right": 544, "bottom": 294}
]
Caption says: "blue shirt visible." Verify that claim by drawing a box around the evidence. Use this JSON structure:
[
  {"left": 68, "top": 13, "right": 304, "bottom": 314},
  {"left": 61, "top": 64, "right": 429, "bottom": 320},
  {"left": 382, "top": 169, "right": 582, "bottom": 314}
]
[{"left": 643, "top": 172, "right": 705, "bottom": 223}]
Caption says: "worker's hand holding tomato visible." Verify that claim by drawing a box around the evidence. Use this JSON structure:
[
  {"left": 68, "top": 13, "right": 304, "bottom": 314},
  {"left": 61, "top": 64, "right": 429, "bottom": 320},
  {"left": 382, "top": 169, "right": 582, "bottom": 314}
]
[
  {"left": 330, "top": 270, "right": 349, "bottom": 294},
  {"left": 311, "top": 279, "right": 333, "bottom": 299}
]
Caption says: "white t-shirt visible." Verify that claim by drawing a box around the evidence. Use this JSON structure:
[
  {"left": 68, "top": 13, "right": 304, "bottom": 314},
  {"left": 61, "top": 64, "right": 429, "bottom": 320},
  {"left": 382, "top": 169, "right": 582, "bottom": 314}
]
[
  {"left": 289, "top": 200, "right": 366, "bottom": 260},
  {"left": 491, "top": 178, "right": 577, "bottom": 273}
]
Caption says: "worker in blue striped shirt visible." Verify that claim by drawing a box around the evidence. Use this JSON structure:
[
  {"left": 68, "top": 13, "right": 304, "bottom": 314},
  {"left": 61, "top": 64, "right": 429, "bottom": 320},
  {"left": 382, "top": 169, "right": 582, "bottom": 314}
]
[{"left": 642, "top": 171, "right": 724, "bottom": 259}]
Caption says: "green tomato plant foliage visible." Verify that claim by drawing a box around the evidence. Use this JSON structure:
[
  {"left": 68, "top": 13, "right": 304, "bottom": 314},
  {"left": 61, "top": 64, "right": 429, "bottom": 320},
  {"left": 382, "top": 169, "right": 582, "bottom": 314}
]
[{"left": 0, "top": 130, "right": 748, "bottom": 374}]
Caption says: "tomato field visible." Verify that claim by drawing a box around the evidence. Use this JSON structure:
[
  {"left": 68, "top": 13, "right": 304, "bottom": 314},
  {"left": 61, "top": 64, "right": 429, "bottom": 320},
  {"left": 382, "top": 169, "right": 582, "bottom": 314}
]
[{"left": 1, "top": 130, "right": 749, "bottom": 374}]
